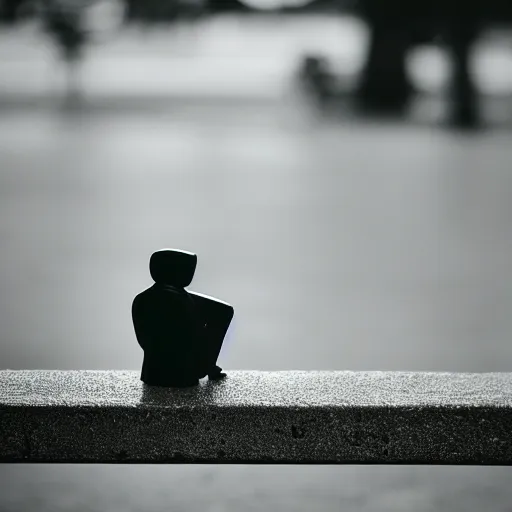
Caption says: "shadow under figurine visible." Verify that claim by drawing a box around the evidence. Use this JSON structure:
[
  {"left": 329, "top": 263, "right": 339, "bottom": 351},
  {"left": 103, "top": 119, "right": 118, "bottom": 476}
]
[{"left": 132, "top": 249, "right": 234, "bottom": 388}]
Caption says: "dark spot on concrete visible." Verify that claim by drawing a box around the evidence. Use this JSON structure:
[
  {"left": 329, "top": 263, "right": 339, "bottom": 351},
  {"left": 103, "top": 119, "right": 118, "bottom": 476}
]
[
  {"left": 117, "top": 450, "right": 128, "bottom": 460},
  {"left": 217, "top": 450, "right": 226, "bottom": 457},
  {"left": 220, "top": 438, "right": 226, "bottom": 445},
  {"left": 274, "top": 428, "right": 282, "bottom": 434},
  {"left": 291, "top": 425, "right": 305, "bottom": 439},
  {"left": 382, "top": 448, "right": 389, "bottom": 457},
  {"left": 205, "top": 426, "right": 211, "bottom": 432},
  {"left": 173, "top": 452, "right": 186, "bottom": 461},
  {"left": 211, "top": 414, "right": 217, "bottom": 421},
  {"left": 381, "top": 434, "right": 390, "bottom": 444}
]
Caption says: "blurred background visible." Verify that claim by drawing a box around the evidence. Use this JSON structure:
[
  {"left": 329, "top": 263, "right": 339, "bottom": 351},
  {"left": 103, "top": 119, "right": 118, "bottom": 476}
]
[{"left": 1, "top": 0, "right": 512, "bottom": 510}]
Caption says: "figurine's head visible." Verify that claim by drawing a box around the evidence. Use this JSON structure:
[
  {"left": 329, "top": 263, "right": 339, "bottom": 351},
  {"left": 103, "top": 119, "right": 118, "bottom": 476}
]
[{"left": 150, "top": 249, "right": 197, "bottom": 288}]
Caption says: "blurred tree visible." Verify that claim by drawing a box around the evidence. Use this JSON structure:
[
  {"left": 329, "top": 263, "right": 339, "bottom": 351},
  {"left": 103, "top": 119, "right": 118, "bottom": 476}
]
[
  {"left": 0, "top": 0, "right": 30, "bottom": 23},
  {"left": 39, "top": 0, "right": 90, "bottom": 104}
]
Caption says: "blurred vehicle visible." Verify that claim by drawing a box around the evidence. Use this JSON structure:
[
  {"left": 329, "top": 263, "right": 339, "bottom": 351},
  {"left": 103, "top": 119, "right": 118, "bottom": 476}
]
[{"left": 353, "top": 0, "right": 512, "bottom": 127}]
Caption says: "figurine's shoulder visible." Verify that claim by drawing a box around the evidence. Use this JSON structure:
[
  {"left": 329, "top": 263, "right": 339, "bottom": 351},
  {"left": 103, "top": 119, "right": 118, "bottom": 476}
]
[
  {"left": 133, "top": 284, "right": 191, "bottom": 305},
  {"left": 133, "top": 285, "right": 155, "bottom": 300},
  {"left": 132, "top": 285, "right": 160, "bottom": 309}
]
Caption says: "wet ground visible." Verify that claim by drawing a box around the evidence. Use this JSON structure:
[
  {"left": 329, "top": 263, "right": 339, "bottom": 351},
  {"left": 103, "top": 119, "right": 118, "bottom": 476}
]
[{"left": 1, "top": 13, "right": 512, "bottom": 512}]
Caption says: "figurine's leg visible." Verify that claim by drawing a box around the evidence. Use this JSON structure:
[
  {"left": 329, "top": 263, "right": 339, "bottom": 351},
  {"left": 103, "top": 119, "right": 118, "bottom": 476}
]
[
  {"left": 196, "top": 325, "right": 229, "bottom": 380},
  {"left": 189, "top": 293, "right": 234, "bottom": 379},
  {"left": 208, "top": 364, "right": 226, "bottom": 379},
  {"left": 204, "top": 312, "right": 233, "bottom": 377}
]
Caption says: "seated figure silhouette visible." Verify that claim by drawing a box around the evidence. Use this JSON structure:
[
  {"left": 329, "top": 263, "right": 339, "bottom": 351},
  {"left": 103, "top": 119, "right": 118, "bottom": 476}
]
[{"left": 132, "top": 249, "right": 234, "bottom": 388}]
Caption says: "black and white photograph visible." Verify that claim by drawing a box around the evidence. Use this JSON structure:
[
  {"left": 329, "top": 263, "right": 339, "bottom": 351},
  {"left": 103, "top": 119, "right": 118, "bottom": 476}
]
[{"left": 1, "top": 0, "right": 512, "bottom": 510}]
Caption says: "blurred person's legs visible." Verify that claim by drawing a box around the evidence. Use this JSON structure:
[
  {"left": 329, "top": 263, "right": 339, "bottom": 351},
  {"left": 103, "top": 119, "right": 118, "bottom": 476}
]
[{"left": 297, "top": 55, "right": 336, "bottom": 109}]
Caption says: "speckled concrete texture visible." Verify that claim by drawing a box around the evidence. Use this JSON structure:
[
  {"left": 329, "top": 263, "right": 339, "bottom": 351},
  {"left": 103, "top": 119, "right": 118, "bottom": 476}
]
[{"left": 1, "top": 370, "right": 512, "bottom": 464}]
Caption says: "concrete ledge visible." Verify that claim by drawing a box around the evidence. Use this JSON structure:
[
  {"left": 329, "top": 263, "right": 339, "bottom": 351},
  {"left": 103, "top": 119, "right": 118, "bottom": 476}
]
[{"left": 1, "top": 370, "right": 512, "bottom": 465}]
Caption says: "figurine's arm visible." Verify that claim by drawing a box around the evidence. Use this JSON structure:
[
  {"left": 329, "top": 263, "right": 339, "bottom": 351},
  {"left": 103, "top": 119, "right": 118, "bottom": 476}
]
[{"left": 131, "top": 295, "right": 146, "bottom": 350}]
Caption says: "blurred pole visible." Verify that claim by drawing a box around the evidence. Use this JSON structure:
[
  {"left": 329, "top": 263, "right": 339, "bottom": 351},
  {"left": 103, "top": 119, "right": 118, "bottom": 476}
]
[
  {"left": 445, "top": 21, "right": 480, "bottom": 128},
  {"left": 355, "top": 1, "right": 413, "bottom": 113},
  {"left": 356, "top": 21, "right": 411, "bottom": 113}
]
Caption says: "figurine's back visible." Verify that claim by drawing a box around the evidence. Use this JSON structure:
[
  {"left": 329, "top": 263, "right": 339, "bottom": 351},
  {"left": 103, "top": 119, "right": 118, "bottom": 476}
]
[{"left": 132, "top": 249, "right": 203, "bottom": 387}]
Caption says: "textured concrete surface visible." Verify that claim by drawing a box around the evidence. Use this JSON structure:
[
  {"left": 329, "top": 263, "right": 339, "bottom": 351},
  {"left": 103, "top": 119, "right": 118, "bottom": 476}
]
[{"left": 1, "top": 370, "right": 512, "bottom": 464}]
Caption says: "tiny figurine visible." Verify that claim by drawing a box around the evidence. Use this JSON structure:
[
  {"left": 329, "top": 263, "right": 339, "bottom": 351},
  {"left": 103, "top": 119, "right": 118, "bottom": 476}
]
[{"left": 132, "top": 249, "right": 234, "bottom": 388}]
